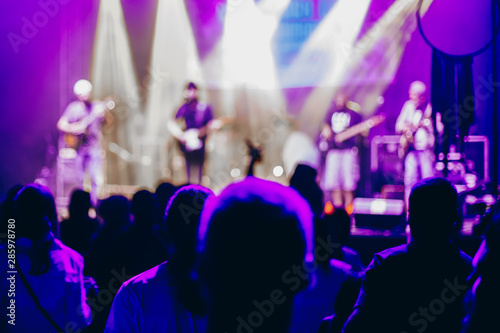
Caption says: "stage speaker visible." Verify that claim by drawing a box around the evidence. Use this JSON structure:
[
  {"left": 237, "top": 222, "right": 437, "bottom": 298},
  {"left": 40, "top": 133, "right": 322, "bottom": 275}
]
[{"left": 353, "top": 197, "right": 405, "bottom": 230}]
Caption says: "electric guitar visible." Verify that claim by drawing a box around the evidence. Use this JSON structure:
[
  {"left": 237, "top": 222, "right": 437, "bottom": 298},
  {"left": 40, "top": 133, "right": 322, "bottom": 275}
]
[
  {"left": 398, "top": 116, "right": 433, "bottom": 159},
  {"left": 318, "top": 114, "right": 386, "bottom": 153},
  {"left": 168, "top": 117, "right": 233, "bottom": 152},
  {"left": 63, "top": 98, "right": 115, "bottom": 150}
]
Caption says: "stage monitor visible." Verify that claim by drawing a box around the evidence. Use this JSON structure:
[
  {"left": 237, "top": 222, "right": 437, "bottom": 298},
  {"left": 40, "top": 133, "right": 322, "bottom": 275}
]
[{"left": 353, "top": 197, "right": 405, "bottom": 230}]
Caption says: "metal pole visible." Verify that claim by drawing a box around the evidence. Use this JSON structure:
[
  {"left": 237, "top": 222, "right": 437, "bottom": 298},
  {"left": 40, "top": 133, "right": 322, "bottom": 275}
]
[{"left": 492, "top": 0, "right": 499, "bottom": 198}]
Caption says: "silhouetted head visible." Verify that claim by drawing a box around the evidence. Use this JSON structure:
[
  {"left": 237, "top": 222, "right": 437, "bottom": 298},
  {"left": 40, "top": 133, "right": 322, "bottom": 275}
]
[
  {"left": 199, "top": 178, "right": 313, "bottom": 332},
  {"left": 408, "top": 177, "right": 458, "bottom": 244},
  {"left": 98, "top": 195, "right": 130, "bottom": 229},
  {"left": 1, "top": 184, "right": 23, "bottom": 221},
  {"left": 68, "top": 189, "right": 92, "bottom": 217},
  {"left": 290, "top": 164, "right": 323, "bottom": 217},
  {"left": 14, "top": 184, "right": 57, "bottom": 275},
  {"left": 155, "top": 181, "right": 176, "bottom": 207},
  {"left": 14, "top": 184, "right": 56, "bottom": 240},
  {"left": 323, "top": 208, "right": 351, "bottom": 245},
  {"left": 164, "top": 185, "right": 213, "bottom": 258},
  {"left": 131, "top": 190, "right": 157, "bottom": 226}
]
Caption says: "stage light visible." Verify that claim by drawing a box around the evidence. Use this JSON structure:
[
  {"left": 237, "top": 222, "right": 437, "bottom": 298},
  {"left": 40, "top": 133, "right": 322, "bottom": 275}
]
[
  {"left": 230, "top": 168, "right": 241, "bottom": 178},
  {"left": 140, "top": 0, "right": 205, "bottom": 187},
  {"left": 288, "top": 0, "right": 370, "bottom": 135},
  {"left": 324, "top": 201, "right": 334, "bottom": 215},
  {"left": 353, "top": 197, "right": 405, "bottom": 230},
  {"left": 141, "top": 156, "right": 152, "bottom": 166},
  {"left": 220, "top": 0, "right": 290, "bottom": 90},
  {"left": 330, "top": 0, "right": 434, "bottom": 117},
  {"left": 369, "top": 199, "right": 388, "bottom": 215},
  {"left": 273, "top": 166, "right": 284, "bottom": 177},
  {"left": 91, "top": 0, "right": 141, "bottom": 187}
]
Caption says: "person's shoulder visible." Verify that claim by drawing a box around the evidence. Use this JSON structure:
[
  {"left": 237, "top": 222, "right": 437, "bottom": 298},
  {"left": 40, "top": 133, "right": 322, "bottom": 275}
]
[
  {"left": 373, "top": 244, "right": 409, "bottom": 263},
  {"left": 376, "top": 243, "right": 408, "bottom": 257},
  {"left": 121, "top": 261, "right": 169, "bottom": 289},
  {"left": 456, "top": 248, "right": 473, "bottom": 269},
  {"left": 67, "top": 100, "right": 82, "bottom": 107},
  {"left": 458, "top": 249, "right": 473, "bottom": 262},
  {"left": 65, "top": 100, "right": 83, "bottom": 111},
  {"left": 329, "top": 258, "right": 353, "bottom": 275},
  {"left": 196, "top": 102, "right": 210, "bottom": 112},
  {"left": 342, "top": 246, "right": 360, "bottom": 257},
  {"left": 54, "top": 238, "right": 84, "bottom": 264}
]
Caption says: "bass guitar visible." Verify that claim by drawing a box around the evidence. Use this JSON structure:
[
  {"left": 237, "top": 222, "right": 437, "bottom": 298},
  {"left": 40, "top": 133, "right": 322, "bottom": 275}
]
[{"left": 318, "top": 114, "right": 386, "bottom": 153}]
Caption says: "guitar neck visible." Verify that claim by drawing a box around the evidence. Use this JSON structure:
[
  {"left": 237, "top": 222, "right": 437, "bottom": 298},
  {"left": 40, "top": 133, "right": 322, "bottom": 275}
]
[
  {"left": 335, "top": 120, "right": 370, "bottom": 143},
  {"left": 335, "top": 115, "right": 385, "bottom": 143}
]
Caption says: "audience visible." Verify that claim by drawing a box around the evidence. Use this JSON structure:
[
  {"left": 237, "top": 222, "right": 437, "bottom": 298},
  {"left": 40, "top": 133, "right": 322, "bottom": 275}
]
[
  {"left": 60, "top": 189, "right": 99, "bottom": 258},
  {"left": 111, "top": 190, "right": 168, "bottom": 278},
  {"left": 0, "top": 184, "right": 23, "bottom": 244},
  {"left": 3, "top": 171, "right": 494, "bottom": 333},
  {"left": 288, "top": 222, "right": 352, "bottom": 333},
  {"left": 461, "top": 211, "right": 500, "bottom": 333},
  {"left": 155, "top": 181, "right": 177, "bottom": 227},
  {"left": 86, "top": 195, "right": 131, "bottom": 332},
  {"left": 342, "top": 177, "right": 473, "bottom": 333},
  {"left": 321, "top": 208, "right": 364, "bottom": 271},
  {"left": 198, "top": 177, "right": 313, "bottom": 333},
  {"left": 289, "top": 163, "right": 324, "bottom": 217},
  {"left": 0, "top": 184, "right": 91, "bottom": 332},
  {"left": 317, "top": 272, "right": 364, "bottom": 333},
  {"left": 105, "top": 185, "right": 213, "bottom": 332}
]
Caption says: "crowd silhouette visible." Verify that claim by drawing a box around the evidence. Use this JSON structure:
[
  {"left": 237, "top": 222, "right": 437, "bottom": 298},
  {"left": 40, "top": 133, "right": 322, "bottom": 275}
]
[{"left": 0, "top": 172, "right": 498, "bottom": 333}]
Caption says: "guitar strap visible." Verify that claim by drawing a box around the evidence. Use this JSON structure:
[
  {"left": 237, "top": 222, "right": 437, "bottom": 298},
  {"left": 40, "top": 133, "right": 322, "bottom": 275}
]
[{"left": 14, "top": 260, "right": 64, "bottom": 332}]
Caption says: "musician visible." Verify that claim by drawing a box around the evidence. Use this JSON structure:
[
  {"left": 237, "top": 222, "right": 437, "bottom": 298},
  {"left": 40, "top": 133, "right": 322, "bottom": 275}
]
[
  {"left": 396, "top": 81, "right": 442, "bottom": 206},
  {"left": 320, "top": 92, "right": 362, "bottom": 209},
  {"left": 172, "top": 82, "right": 213, "bottom": 184},
  {"left": 57, "top": 79, "right": 109, "bottom": 205}
]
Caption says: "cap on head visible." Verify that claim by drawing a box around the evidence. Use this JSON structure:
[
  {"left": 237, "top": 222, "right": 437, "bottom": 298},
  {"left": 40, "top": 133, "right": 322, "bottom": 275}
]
[
  {"left": 409, "top": 81, "right": 426, "bottom": 96},
  {"left": 74, "top": 79, "right": 92, "bottom": 98},
  {"left": 186, "top": 82, "right": 198, "bottom": 90}
]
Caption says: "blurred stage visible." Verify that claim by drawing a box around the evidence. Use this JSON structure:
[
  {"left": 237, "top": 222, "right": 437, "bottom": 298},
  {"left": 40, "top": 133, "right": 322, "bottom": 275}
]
[{"left": 1, "top": 0, "right": 498, "bottom": 225}]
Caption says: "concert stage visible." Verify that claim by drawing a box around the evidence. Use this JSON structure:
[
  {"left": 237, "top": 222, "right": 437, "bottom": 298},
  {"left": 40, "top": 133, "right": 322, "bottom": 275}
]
[{"left": 1, "top": 0, "right": 498, "bottom": 212}]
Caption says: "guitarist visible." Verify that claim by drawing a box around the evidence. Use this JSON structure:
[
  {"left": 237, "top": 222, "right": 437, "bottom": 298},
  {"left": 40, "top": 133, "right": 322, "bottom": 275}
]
[
  {"left": 319, "top": 92, "right": 362, "bottom": 210},
  {"left": 172, "top": 82, "right": 213, "bottom": 184},
  {"left": 57, "top": 79, "right": 110, "bottom": 205},
  {"left": 395, "top": 81, "right": 442, "bottom": 206}
]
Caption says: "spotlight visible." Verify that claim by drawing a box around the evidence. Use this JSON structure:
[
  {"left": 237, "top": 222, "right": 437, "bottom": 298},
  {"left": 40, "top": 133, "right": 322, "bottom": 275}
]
[{"left": 273, "top": 165, "right": 284, "bottom": 177}]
